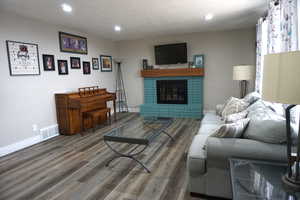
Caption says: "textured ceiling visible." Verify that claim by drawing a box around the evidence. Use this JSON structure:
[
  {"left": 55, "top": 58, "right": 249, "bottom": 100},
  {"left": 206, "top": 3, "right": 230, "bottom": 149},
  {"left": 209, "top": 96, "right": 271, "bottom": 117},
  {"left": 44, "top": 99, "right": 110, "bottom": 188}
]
[{"left": 0, "top": 0, "right": 267, "bottom": 41}]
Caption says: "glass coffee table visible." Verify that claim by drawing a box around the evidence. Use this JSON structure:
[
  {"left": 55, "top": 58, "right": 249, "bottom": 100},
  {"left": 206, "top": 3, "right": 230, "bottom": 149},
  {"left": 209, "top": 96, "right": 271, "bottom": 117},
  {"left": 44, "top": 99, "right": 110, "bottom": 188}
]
[
  {"left": 229, "top": 158, "right": 300, "bottom": 200},
  {"left": 103, "top": 117, "right": 174, "bottom": 173}
]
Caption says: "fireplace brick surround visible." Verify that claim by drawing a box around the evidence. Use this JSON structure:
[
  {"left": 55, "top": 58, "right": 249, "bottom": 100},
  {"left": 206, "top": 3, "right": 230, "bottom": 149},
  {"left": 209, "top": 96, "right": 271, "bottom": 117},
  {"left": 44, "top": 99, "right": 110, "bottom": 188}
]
[{"left": 140, "top": 68, "right": 204, "bottom": 118}]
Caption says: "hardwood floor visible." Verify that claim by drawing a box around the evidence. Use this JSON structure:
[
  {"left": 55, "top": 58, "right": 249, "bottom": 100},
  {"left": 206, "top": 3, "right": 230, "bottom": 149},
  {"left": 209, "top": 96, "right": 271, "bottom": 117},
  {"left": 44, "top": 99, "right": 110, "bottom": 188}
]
[{"left": 0, "top": 113, "right": 207, "bottom": 200}]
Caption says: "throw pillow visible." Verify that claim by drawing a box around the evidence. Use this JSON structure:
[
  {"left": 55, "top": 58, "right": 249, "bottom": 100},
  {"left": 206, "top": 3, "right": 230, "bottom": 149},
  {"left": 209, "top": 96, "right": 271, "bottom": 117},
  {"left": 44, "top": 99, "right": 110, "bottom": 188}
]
[
  {"left": 211, "top": 118, "right": 250, "bottom": 138},
  {"left": 243, "top": 108, "right": 287, "bottom": 144},
  {"left": 225, "top": 110, "right": 248, "bottom": 124},
  {"left": 216, "top": 104, "right": 225, "bottom": 116},
  {"left": 221, "top": 97, "right": 249, "bottom": 118},
  {"left": 264, "top": 101, "right": 285, "bottom": 117},
  {"left": 243, "top": 92, "right": 261, "bottom": 105}
]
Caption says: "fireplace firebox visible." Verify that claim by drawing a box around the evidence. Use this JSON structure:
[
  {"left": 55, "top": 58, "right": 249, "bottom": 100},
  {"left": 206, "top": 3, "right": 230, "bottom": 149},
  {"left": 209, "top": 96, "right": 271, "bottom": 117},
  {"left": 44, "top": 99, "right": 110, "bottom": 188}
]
[{"left": 156, "top": 80, "right": 188, "bottom": 104}]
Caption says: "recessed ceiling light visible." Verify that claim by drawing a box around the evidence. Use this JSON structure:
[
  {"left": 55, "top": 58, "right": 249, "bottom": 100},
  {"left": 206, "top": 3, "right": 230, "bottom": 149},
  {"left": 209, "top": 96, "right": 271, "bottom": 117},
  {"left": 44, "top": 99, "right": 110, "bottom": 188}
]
[
  {"left": 61, "top": 3, "right": 72, "bottom": 13},
  {"left": 205, "top": 14, "right": 214, "bottom": 21},
  {"left": 114, "top": 25, "right": 121, "bottom": 32}
]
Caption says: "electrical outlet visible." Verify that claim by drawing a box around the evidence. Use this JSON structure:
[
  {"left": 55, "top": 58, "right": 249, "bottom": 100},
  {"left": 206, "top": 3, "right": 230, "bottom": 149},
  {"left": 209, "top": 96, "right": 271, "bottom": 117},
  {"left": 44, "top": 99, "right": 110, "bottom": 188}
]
[{"left": 32, "top": 124, "right": 38, "bottom": 132}]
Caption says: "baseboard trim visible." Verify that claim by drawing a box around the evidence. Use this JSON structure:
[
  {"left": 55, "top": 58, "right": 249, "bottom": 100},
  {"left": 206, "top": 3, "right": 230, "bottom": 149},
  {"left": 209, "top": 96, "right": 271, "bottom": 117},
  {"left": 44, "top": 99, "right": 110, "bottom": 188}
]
[{"left": 0, "top": 133, "right": 59, "bottom": 157}]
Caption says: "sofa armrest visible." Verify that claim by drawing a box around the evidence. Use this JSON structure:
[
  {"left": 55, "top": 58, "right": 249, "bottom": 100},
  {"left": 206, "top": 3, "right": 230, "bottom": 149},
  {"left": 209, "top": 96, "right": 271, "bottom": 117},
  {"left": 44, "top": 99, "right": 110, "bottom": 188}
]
[{"left": 206, "top": 137, "right": 287, "bottom": 170}]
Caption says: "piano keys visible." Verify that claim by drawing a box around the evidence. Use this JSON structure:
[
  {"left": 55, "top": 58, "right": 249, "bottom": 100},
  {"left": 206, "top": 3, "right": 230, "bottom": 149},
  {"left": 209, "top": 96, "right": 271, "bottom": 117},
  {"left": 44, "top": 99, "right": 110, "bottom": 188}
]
[{"left": 55, "top": 87, "right": 116, "bottom": 135}]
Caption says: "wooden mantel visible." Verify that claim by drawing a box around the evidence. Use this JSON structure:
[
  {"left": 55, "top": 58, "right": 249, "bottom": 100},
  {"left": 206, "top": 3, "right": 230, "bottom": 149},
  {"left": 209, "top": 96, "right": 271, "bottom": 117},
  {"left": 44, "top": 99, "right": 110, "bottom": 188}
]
[{"left": 141, "top": 68, "right": 204, "bottom": 77}]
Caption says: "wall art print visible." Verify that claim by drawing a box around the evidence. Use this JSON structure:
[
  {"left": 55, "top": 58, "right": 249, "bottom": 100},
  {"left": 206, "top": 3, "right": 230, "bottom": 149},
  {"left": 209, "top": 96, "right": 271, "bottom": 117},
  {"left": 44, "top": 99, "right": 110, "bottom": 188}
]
[
  {"left": 59, "top": 32, "right": 88, "bottom": 54},
  {"left": 6, "top": 40, "right": 40, "bottom": 76}
]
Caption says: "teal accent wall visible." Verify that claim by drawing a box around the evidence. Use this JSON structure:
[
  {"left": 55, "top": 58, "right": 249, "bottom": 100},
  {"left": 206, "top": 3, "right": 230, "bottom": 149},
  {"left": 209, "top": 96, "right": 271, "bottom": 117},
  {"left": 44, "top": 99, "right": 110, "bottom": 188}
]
[{"left": 140, "top": 76, "right": 203, "bottom": 118}]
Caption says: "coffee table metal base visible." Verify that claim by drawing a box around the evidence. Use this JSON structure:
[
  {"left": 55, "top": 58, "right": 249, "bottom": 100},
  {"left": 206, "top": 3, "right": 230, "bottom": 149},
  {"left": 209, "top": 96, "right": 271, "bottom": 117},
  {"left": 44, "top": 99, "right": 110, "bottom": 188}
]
[{"left": 104, "top": 140, "right": 151, "bottom": 173}]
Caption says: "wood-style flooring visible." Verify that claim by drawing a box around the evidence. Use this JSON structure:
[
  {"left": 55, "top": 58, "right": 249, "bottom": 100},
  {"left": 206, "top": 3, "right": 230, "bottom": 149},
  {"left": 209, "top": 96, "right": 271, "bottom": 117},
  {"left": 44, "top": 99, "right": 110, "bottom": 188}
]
[{"left": 0, "top": 113, "right": 210, "bottom": 200}]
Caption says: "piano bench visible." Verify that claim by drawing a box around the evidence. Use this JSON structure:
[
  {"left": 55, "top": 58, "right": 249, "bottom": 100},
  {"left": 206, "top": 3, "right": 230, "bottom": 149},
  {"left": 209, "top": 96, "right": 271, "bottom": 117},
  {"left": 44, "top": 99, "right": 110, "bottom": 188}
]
[{"left": 83, "top": 108, "right": 111, "bottom": 132}]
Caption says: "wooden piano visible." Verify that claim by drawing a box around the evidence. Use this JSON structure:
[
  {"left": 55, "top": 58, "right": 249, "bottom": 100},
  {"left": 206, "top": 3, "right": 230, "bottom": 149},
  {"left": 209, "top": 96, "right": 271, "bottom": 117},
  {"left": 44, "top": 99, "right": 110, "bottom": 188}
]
[{"left": 55, "top": 86, "right": 116, "bottom": 135}]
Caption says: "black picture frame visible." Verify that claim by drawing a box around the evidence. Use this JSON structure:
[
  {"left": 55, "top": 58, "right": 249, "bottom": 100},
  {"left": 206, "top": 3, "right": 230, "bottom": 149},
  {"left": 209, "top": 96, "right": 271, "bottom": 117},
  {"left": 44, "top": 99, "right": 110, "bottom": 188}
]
[
  {"left": 83, "top": 61, "right": 91, "bottom": 74},
  {"left": 92, "top": 58, "right": 99, "bottom": 70},
  {"left": 57, "top": 60, "right": 68, "bottom": 75},
  {"left": 42, "top": 54, "right": 55, "bottom": 71},
  {"left": 6, "top": 40, "right": 40, "bottom": 76},
  {"left": 100, "top": 55, "right": 113, "bottom": 72},
  {"left": 59, "top": 32, "right": 88, "bottom": 54},
  {"left": 70, "top": 57, "right": 81, "bottom": 69}
]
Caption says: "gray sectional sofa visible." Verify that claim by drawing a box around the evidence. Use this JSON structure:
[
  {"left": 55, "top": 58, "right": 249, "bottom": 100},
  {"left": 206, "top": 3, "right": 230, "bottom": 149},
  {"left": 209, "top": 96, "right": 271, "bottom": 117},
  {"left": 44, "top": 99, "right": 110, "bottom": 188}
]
[{"left": 187, "top": 111, "right": 287, "bottom": 199}]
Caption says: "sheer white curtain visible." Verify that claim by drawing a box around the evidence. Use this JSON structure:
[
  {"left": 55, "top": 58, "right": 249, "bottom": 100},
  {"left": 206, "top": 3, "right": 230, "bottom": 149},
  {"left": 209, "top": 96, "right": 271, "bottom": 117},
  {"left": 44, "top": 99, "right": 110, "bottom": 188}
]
[{"left": 255, "top": 0, "right": 299, "bottom": 92}]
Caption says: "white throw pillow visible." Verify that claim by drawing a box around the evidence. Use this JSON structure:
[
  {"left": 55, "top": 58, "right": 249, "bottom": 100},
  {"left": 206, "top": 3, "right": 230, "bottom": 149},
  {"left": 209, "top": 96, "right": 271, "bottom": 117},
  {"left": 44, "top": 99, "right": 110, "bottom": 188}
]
[
  {"left": 211, "top": 118, "right": 250, "bottom": 138},
  {"left": 225, "top": 110, "right": 248, "bottom": 124},
  {"left": 243, "top": 92, "right": 261, "bottom": 105},
  {"left": 221, "top": 97, "right": 249, "bottom": 118}
]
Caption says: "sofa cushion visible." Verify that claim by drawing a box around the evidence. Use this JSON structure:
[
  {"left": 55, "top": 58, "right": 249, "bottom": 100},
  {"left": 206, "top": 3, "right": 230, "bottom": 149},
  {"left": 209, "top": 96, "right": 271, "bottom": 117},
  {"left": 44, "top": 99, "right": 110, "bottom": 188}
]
[
  {"left": 202, "top": 112, "right": 223, "bottom": 125},
  {"left": 211, "top": 118, "right": 250, "bottom": 138},
  {"left": 188, "top": 134, "right": 208, "bottom": 175},
  {"left": 244, "top": 108, "right": 287, "bottom": 144},
  {"left": 221, "top": 97, "right": 249, "bottom": 118}
]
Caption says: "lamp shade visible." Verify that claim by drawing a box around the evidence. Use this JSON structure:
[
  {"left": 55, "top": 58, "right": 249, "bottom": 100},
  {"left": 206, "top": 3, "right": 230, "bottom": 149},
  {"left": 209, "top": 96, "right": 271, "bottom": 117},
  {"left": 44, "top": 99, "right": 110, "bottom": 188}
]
[
  {"left": 262, "top": 51, "right": 300, "bottom": 105},
  {"left": 233, "top": 65, "right": 254, "bottom": 80}
]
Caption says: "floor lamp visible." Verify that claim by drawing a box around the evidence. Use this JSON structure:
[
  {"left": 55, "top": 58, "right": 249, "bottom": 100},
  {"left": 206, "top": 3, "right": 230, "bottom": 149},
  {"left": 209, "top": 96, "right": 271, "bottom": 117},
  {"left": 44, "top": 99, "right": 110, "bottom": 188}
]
[
  {"left": 233, "top": 65, "right": 254, "bottom": 98},
  {"left": 262, "top": 51, "right": 300, "bottom": 192}
]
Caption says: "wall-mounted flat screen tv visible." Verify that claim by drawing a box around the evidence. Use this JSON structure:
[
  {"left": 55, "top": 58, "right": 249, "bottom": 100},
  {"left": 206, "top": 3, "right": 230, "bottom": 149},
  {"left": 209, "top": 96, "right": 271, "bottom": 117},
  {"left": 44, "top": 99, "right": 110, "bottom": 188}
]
[{"left": 154, "top": 43, "right": 187, "bottom": 65}]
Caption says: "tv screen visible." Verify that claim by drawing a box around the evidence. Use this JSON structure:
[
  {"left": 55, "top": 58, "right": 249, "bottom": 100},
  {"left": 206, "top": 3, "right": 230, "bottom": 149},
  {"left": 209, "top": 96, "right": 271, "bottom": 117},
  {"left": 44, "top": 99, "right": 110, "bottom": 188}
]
[{"left": 155, "top": 43, "right": 187, "bottom": 65}]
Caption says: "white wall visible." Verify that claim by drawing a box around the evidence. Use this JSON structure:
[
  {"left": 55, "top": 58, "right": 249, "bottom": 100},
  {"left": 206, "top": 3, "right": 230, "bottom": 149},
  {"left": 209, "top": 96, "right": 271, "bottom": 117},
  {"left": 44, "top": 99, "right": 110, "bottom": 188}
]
[
  {"left": 116, "top": 28, "right": 256, "bottom": 111},
  {"left": 0, "top": 12, "right": 117, "bottom": 148}
]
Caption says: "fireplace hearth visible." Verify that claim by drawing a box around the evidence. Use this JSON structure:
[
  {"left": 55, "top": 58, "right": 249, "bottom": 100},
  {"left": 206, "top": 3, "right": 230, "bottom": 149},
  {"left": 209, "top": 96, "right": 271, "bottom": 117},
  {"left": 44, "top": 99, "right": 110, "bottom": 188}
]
[{"left": 157, "top": 80, "right": 187, "bottom": 104}]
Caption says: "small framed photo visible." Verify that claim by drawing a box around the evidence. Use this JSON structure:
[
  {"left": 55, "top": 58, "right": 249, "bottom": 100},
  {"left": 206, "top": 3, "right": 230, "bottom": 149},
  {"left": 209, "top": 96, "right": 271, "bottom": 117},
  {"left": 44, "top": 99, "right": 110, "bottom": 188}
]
[
  {"left": 70, "top": 57, "right": 81, "bottom": 69},
  {"left": 57, "top": 60, "right": 68, "bottom": 75},
  {"left": 42, "top": 54, "right": 55, "bottom": 71},
  {"left": 92, "top": 58, "right": 99, "bottom": 70},
  {"left": 83, "top": 61, "right": 91, "bottom": 74},
  {"left": 193, "top": 55, "right": 204, "bottom": 68},
  {"left": 100, "top": 55, "right": 113, "bottom": 72}
]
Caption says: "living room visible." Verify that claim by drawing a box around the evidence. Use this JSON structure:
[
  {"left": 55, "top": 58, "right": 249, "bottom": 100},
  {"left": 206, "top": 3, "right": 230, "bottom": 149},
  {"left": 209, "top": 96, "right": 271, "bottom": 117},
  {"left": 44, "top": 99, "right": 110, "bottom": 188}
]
[{"left": 1, "top": 0, "right": 300, "bottom": 199}]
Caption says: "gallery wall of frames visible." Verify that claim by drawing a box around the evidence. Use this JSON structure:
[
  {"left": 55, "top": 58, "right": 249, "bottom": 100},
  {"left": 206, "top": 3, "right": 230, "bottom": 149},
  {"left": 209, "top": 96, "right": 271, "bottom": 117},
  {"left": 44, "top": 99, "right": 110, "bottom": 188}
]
[{"left": 6, "top": 32, "right": 113, "bottom": 76}]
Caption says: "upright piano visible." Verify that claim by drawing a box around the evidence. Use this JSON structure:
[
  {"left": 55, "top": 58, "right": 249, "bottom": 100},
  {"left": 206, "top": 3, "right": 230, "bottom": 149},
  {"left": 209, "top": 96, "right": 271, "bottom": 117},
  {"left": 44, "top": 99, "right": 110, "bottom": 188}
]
[{"left": 55, "top": 87, "right": 116, "bottom": 135}]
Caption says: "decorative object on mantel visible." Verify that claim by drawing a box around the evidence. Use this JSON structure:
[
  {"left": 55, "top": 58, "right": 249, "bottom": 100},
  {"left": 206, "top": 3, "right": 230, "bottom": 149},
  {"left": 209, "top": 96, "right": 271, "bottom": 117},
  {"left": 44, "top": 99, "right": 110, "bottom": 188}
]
[
  {"left": 57, "top": 60, "right": 68, "bottom": 75},
  {"left": 83, "top": 61, "right": 91, "bottom": 74},
  {"left": 262, "top": 51, "right": 300, "bottom": 192},
  {"left": 142, "top": 59, "right": 148, "bottom": 70},
  {"left": 100, "top": 55, "right": 113, "bottom": 72},
  {"left": 193, "top": 55, "right": 204, "bottom": 68},
  {"left": 6, "top": 40, "right": 40, "bottom": 76},
  {"left": 59, "top": 32, "right": 88, "bottom": 54},
  {"left": 70, "top": 57, "right": 81, "bottom": 69},
  {"left": 141, "top": 68, "right": 204, "bottom": 77},
  {"left": 233, "top": 65, "right": 254, "bottom": 98},
  {"left": 92, "top": 58, "right": 99, "bottom": 70},
  {"left": 114, "top": 59, "right": 129, "bottom": 113},
  {"left": 42, "top": 54, "right": 55, "bottom": 71},
  {"left": 188, "top": 61, "right": 194, "bottom": 68}
]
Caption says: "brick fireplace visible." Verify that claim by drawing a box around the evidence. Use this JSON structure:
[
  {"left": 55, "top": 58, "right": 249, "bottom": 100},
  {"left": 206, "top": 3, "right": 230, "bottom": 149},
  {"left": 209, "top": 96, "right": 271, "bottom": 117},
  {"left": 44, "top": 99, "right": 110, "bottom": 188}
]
[{"left": 140, "top": 68, "right": 204, "bottom": 119}]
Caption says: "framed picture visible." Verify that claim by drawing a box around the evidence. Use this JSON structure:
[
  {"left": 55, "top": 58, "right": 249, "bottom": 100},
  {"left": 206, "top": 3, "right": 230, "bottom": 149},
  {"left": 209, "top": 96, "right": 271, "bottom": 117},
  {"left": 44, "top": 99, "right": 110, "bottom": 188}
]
[
  {"left": 92, "top": 58, "right": 99, "bottom": 70},
  {"left": 57, "top": 60, "right": 68, "bottom": 75},
  {"left": 70, "top": 57, "right": 81, "bottom": 69},
  {"left": 6, "top": 40, "right": 40, "bottom": 76},
  {"left": 193, "top": 55, "right": 204, "bottom": 68},
  {"left": 42, "top": 54, "right": 55, "bottom": 71},
  {"left": 83, "top": 61, "right": 91, "bottom": 74},
  {"left": 59, "top": 32, "right": 88, "bottom": 54},
  {"left": 100, "top": 55, "right": 113, "bottom": 72}
]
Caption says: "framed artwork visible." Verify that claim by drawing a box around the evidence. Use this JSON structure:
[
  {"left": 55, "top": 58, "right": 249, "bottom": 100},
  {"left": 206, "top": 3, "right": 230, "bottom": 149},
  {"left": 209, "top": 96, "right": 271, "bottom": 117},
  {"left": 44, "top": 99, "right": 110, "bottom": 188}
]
[
  {"left": 6, "top": 40, "right": 40, "bottom": 76},
  {"left": 92, "top": 58, "right": 99, "bottom": 70},
  {"left": 193, "top": 55, "right": 204, "bottom": 68},
  {"left": 100, "top": 55, "right": 113, "bottom": 72},
  {"left": 42, "top": 54, "right": 55, "bottom": 71},
  {"left": 70, "top": 57, "right": 81, "bottom": 69},
  {"left": 83, "top": 61, "right": 91, "bottom": 74},
  {"left": 59, "top": 32, "right": 88, "bottom": 54},
  {"left": 57, "top": 60, "right": 68, "bottom": 75}
]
